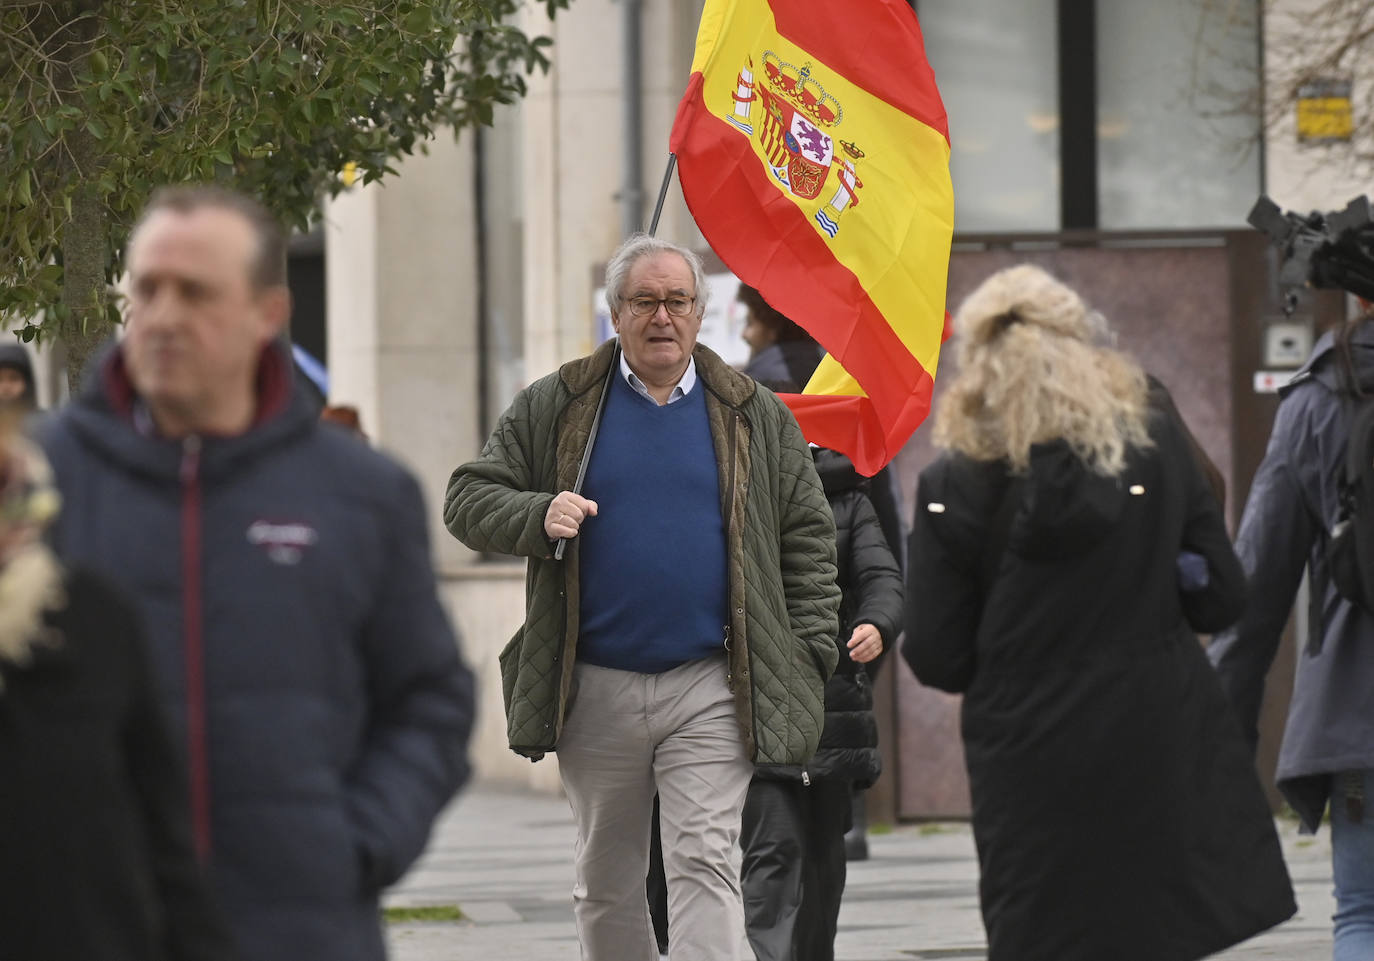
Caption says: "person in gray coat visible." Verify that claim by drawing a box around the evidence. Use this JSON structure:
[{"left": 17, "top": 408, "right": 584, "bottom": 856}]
[{"left": 1210, "top": 311, "right": 1374, "bottom": 960}]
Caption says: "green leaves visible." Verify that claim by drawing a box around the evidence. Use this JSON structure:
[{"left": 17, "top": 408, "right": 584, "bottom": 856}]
[{"left": 1, "top": 0, "right": 569, "bottom": 355}]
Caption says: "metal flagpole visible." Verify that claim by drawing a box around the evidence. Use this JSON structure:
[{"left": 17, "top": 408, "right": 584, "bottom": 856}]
[
  {"left": 647, "top": 153, "right": 678, "bottom": 236},
  {"left": 554, "top": 153, "right": 678, "bottom": 562},
  {"left": 553, "top": 339, "right": 618, "bottom": 561}
]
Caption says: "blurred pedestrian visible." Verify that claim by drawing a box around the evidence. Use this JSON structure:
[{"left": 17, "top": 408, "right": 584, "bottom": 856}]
[
  {"left": 0, "top": 418, "right": 235, "bottom": 961},
  {"left": 741, "top": 437, "right": 902, "bottom": 961},
  {"left": 446, "top": 234, "right": 840, "bottom": 961},
  {"left": 40, "top": 185, "right": 475, "bottom": 961},
  {"left": 0, "top": 343, "right": 39, "bottom": 412},
  {"left": 738, "top": 284, "right": 905, "bottom": 861},
  {"left": 903, "top": 264, "right": 1295, "bottom": 961},
  {"left": 739, "top": 282, "right": 825, "bottom": 390},
  {"left": 1210, "top": 300, "right": 1374, "bottom": 961},
  {"left": 320, "top": 402, "right": 367, "bottom": 440}
]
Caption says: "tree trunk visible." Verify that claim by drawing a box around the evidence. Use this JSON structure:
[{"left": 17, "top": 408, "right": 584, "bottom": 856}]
[
  {"left": 52, "top": 2, "right": 111, "bottom": 394},
  {"left": 61, "top": 151, "right": 109, "bottom": 395}
]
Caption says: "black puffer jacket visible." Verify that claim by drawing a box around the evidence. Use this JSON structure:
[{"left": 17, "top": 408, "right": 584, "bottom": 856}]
[{"left": 800, "top": 448, "right": 903, "bottom": 787}]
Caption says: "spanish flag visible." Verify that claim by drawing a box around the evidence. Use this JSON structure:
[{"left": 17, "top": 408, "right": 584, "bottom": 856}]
[{"left": 670, "top": 0, "right": 953, "bottom": 476}]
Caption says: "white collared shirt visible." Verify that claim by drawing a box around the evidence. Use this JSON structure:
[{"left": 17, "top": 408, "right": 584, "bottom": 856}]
[{"left": 620, "top": 353, "right": 697, "bottom": 406}]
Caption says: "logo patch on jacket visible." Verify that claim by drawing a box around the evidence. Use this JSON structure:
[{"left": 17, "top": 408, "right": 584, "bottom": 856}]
[{"left": 246, "top": 520, "right": 318, "bottom": 565}]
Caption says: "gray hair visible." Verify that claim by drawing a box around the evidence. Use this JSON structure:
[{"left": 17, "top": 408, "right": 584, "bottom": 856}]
[{"left": 604, "top": 234, "right": 709, "bottom": 320}]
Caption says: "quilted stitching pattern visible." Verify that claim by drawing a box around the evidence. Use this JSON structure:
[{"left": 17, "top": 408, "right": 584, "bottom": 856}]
[
  {"left": 735, "top": 394, "right": 840, "bottom": 765},
  {"left": 445, "top": 342, "right": 840, "bottom": 764},
  {"left": 445, "top": 372, "right": 572, "bottom": 756}
]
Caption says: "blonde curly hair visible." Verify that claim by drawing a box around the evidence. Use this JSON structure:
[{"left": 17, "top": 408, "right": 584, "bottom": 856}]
[{"left": 933, "top": 264, "right": 1152, "bottom": 476}]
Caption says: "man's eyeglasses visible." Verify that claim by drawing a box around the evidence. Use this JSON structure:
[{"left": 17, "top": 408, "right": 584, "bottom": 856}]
[{"left": 624, "top": 296, "right": 696, "bottom": 318}]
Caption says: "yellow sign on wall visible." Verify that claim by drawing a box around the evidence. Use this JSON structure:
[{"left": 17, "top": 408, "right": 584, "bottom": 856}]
[{"left": 1297, "top": 79, "right": 1353, "bottom": 144}]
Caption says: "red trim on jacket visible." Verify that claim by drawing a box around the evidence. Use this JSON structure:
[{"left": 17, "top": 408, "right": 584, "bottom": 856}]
[
  {"left": 100, "top": 350, "right": 138, "bottom": 420},
  {"left": 179, "top": 440, "right": 212, "bottom": 862},
  {"left": 250, "top": 345, "right": 291, "bottom": 427}
]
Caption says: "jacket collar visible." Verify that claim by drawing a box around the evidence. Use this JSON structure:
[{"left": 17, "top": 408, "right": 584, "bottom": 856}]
[
  {"left": 60, "top": 339, "right": 316, "bottom": 484},
  {"left": 97, "top": 340, "right": 293, "bottom": 433},
  {"left": 559, "top": 338, "right": 757, "bottom": 408},
  {"left": 1282, "top": 318, "right": 1374, "bottom": 396},
  {"left": 814, "top": 447, "right": 863, "bottom": 496}
]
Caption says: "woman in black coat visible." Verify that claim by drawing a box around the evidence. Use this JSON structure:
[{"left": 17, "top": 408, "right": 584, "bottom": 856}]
[
  {"left": 902, "top": 264, "right": 1295, "bottom": 961},
  {"left": 0, "top": 430, "right": 235, "bottom": 961},
  {"left": 741, "top": 445, "right": 903, "bottom": 961}
]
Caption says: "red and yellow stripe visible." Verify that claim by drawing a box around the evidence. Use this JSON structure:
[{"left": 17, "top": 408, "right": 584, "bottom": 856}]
[{"left": 670, "top": 0, "right": 953, "bottom": 475}]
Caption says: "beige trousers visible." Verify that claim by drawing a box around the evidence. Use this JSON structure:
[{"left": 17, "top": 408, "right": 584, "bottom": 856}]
[{"left": 556, "top": 655, "right": 754, "bottom": 961}]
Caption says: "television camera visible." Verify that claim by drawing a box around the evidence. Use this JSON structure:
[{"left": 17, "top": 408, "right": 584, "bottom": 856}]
[{"left": 1248, "top": 194, "right": 1374, "bottom": 314}]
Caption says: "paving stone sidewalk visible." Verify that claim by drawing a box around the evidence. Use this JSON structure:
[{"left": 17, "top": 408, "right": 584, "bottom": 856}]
[{"left": 386, "top": 785, "right": 1335, "bottom": 960}]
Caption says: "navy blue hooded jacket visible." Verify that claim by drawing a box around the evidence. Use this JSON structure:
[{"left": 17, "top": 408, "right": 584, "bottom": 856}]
[{"left": 40, "top": 342, "right": 475, "bottom": 961}]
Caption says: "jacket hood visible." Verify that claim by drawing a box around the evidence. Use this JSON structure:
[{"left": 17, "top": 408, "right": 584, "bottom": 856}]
[
  {"left": 1008, "top": 440, "right": 1125, "bottom": 561},
  {"left": 558, "top": 337, "right": 757, "bottom": 408},
  {"left": 813, "top": 447, "right": 864, "bottom": 497},
  {"left": 57, "top": 339, "right": 313, "bottom": 484},
  {"left": 0, "top": 344, "right": 37, "bottom": 407}
]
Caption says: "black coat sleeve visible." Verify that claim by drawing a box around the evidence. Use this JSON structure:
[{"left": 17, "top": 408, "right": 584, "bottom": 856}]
[
  {"left": 867, "top": 464, "right": 908, "bottom": 572},
  {"left": 842, "top": 491, "right": 904, "bottom": 647},
  {"left": 1169, "top": 417, "right": 1248, "bottom": 634},
  {"left": 902, "top": 461, "right": 982, "bottom": 693}
]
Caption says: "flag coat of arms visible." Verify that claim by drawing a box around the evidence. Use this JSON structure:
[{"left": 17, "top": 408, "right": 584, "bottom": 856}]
[{"left": 670, "top": 0, "right": 953, "bottom": 476}]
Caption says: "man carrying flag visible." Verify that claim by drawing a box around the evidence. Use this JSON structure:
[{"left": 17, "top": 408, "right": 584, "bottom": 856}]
[
  {"left": 670, "top": 0, "right": 954, "bottom": 477},
  {"left": 445, "top": 234, "right": 840, "bottom": 961}
]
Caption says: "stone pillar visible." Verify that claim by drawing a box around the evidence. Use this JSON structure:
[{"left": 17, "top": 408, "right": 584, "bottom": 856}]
[
  {"left": 324, "top": 137, "right": 479, "bottom": 574},
  {"left": 520, "top": 0, "right": 706, "bottom": 381},
  {"left": 326, "top": 136, "right": 565, "bottom": 791},
  {"left": 1263, "top": 0, "right": 1373, "bottom": 209}
]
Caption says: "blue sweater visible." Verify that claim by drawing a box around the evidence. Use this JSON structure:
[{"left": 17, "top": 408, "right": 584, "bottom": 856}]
[{"left": 578, "top": 373, "right": 729, "bottom": 672}]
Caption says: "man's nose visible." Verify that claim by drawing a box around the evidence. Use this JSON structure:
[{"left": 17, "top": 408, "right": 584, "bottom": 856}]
[{"left": 138, "top": 288, "right": 180, "bottom": 327}]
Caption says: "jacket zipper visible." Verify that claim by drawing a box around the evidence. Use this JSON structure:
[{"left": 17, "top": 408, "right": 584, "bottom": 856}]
[
  {"left": 723, "top": 411, "right": 739, "bottom": 535},
  {"left": 180, "top": 435, "right": 212, "bottom": 862}
]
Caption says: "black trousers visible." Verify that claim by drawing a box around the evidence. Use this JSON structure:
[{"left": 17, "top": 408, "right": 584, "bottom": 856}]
[{"left": 739, "top": 777, "right": 852, "bottom": 961}]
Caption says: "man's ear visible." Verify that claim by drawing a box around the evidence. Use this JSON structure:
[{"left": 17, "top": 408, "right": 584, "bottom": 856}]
[
  {"left": 257, "top": 285, "right": 292, "bottom": 341},
  {"left": 610, "top": 309, "right": 622, "bottom": 334}
]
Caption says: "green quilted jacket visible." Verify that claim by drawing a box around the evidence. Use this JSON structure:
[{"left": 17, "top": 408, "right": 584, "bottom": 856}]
[{"left": 444, "top": 339, "right": 840, "bottom": 769}]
